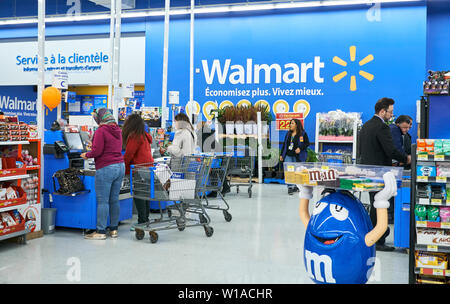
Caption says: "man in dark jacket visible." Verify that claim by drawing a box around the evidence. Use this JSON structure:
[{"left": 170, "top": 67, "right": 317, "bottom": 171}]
[{"left": 358, "top": 97, "right": 410, "bottom": 251}]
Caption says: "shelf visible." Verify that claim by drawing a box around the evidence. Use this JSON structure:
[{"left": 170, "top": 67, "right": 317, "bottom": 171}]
[
  {"left": 0, "top": 141, "right": 29, "bottom": 146},
  {"left": 0, "top": 228, "right": 27, "bottom": 242},
  {"left": 416, "top": 221, "right": 450, "bottom": 230},
  {"left": 0, "top": 174, "right": 30, "bottom": 182},
  {"left": 0, "top": 202, "right": 28, "bottom": 212},
  {"left": 25, "top": 165, "right": 40, "bottom": 171},
  {"left": 317, "top": 139, "right": 353, "bottom": 143},
  {"left": 417, "top": 154, "right": 450, "bottom": 162},
  {"left": 415, "top": 267, "right": 450, "bottom": 277},
  {"left": 416, "top": 244, "right": 450, "bottom": 254},
  {"left": 417, "top": 198, "right": 450, "bottom": 207},
  {"left": 416, "top": 176, "right": 449, "bottom": 183}
]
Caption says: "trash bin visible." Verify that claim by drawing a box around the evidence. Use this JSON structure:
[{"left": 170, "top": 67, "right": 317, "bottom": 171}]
[{"left": 41, "top": 208, "right": 57, "bottom": 234}]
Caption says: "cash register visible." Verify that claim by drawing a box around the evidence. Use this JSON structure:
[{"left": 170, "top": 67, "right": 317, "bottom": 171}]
[{"left": 43, "top": 129, "right": 132, "bottom": 230}]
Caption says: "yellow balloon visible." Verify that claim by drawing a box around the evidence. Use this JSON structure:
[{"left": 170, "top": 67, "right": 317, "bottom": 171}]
[{"left": 42, "top": 87, "right": 61, "bottom": 111}]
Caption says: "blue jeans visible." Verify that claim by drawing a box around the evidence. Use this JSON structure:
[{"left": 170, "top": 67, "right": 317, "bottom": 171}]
[
  {"left": 95, "top": 162, "right": 125, "bottom": 234},
  {"left": 284, "top": 155, "right": 298, "bottom": 190}
]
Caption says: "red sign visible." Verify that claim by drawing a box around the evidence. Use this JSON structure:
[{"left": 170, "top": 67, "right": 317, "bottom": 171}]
[{"left": 276, "top": 112, "right": 304, "bottom": 130}]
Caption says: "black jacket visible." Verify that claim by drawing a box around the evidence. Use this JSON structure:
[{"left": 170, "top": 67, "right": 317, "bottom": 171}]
[{"left": 358, "top": 116, "right": 407, "bottom": 166}]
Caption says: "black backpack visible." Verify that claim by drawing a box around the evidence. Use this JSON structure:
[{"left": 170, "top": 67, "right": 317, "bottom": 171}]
[{"left": 53, "top": 168, "right": 85, "bottom": 194}]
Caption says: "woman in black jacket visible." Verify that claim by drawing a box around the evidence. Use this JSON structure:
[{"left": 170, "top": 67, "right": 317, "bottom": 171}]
[{"left": 280, "top": 119, "right": 310, "bottom": 195}]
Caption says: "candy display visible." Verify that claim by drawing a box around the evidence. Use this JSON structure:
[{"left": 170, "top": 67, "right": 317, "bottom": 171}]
[
  {"left": 415, "top": 205, "right": 428, "bottom": 221},
  {"left": 0, "top": 116, "right": 30, "bottom": 142},
  {"left": 417, "top": 165, "right": 437, "bottom": 177},
  {"left": 440, "top": 207, "right": 450, "bottom": 223},
  {"left": 21, "top": 149, "right": 39, "bottom": 167},
  {"left": 428, "top": 206, "right": 441, "bottom": 222},
  {"left": 415, "top": 251, "right": 448, "bottom": 270},
  {"left": 22, "top": 174, "right": 39, "bottom": 205},
  {"left": 423, "top": 70, "right": 450, "bottom": 95},
  {"left": 417, "top": 139, "right": 450, "bottom": 156},
  {"left": 284, "top": 162, "right": 403, "bottom": 192}
]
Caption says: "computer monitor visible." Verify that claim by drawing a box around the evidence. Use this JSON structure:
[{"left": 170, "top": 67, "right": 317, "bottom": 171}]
[{"left": 64, "top": 132, "right": 85, "bottom": 152}]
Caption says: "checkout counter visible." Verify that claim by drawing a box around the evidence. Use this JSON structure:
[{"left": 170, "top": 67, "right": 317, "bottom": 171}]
[{"left": 42, "top": 130, "right": 132, "bottom": 230}]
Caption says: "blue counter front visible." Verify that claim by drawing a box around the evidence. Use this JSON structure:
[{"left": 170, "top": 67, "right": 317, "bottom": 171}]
[{"left": 43, "top": 130, "right": 133, "bottom": 230}]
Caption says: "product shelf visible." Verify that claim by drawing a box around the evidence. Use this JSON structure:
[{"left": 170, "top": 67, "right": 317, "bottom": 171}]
[
  {"left": 415, "top": 267, "right": 450, "bottom": 277},
  {"left": 416, "top": 244, "right": 450, "bottom": 254},
  {"left": 410, "top": 141, "right": 450, "bottom": 284},
  {"left": 416, "top": 221, "right": 450, "bottom": 230},
  {"left": 417, "top": 154, "right": 450, "bottom": 162},
  {"left": 0, "top": 174, "right": 30, "bottom": 182},
  {"left": 417, "top": 198, "right": 450, "bottom": 207},
  {"left": 0, "top": 141, "right": 30, "bottom": 146},
  {"left": 0, "top": 228, "right": 27, "bottom": 243}
]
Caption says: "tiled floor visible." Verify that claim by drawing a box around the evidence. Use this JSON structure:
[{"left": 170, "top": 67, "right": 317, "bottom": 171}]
[{"left": 0, "top": 184, "right": 409, "bottom": 284}]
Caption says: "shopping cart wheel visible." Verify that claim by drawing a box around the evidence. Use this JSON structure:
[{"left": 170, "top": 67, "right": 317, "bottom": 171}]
[
  {"left": 236, "top": 186, "right": 239, "bottom": 193},
  {"left": 248, "top": 189, "right": 252, "bottom": 198},
  {"left": 167, "top": 209, "right": 172, "bottom": 218},
  {"left": 204, "top": 225, "right": 214, "bottom": 237},
  {"left": 135, "top": 229, "right": 145, "bottom": 241},
  {"left": 223, "top": 210, "right": 232, "bottom": 222},
  {"left": 176, "top": 218, "right": 185, "bottom": 231},
  {"left": 199, "top": 214, "right": 207, "bottom": 224},
  {"left": 149, "top": 231, "right": 158, "bottom": 243}
]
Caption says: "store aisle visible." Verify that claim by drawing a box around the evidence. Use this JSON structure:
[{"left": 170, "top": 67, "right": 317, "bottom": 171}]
[{"left": 0, "top": 184, "right": 409, "bottom": 284}]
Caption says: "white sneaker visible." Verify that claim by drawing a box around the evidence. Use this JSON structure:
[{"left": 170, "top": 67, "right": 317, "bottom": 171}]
[{"left": 84, "top": 232, "right": 107, "bottom": 240}]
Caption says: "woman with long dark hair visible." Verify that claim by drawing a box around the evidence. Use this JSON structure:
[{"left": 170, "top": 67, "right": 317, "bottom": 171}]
[
  {"left": 122, "top": 113, "right": 154, "bottom": 225},
  {"left": 280, "top": 119, "right": 310, "bottom": 195},
  {"left": 160, "top": 112, "right": 197, "bottom": 157}
]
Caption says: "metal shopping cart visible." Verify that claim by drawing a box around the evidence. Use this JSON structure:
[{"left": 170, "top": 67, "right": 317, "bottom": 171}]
[
  {"left": 198, "top": 154, "right": 233, "bottom": 222},
  {"left": 130, "top": 155, "right": 214, "bottom": 243},
  {"left": 227, "top": 146, "right": 254, "bottom": 198}
]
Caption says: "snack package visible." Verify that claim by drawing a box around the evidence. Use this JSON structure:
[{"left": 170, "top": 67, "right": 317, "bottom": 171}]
[
  {"left": 418, "top": 165, "right": 437, "bottom": 177},
  {"left": 415, "top": 205, "right": 428, "bottom": 221},
  {"left": 415, "top": 251, "right": 448, "bottom": 269},
  {"left": 1, "top": 211, "right": 16, "bottom": 227},
  {"left": 0, "top": 188, "right": 6, "bottom": 200},
  {"left": 440, "top": 207, "right": 450, "bottom": 223},
  {"left": 6, "top": 187, "right": 17, "bottom": 200},
  {"left": 437, "top": 164, "right": 450, "bottom": 177},
  {"left": 11, "top": 210, "right": 21, "bottom": 224},
  {"left": 427, "top": 206, "right": 441, "bottom": 222}
]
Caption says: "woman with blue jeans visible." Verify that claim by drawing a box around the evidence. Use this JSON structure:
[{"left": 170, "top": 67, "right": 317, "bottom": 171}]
[
  {"left": 81, "top": 108, "right": 125, "bottom": 240},
  {"left": 280, "top": 119, "right": 310, "bottom": 195}
]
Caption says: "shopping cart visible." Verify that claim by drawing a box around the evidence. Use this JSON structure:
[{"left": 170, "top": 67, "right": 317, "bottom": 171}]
[
  {"left": 130, "top": 155, "right": 214, "bottom": 243},
  {"left": 198, "top": 154, "right": 232, "bottom": 222},
  {"left": 227, "top": 146, "right": 254, "bottom": 198}
]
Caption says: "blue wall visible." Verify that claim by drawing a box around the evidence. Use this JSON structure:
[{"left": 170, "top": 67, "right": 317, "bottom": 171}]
[
  {"left": 1, "top": 1, "right": 449, "bottom": 142},
  {"left": 426, "top": 0, "right": 450, "bottom": 139}
]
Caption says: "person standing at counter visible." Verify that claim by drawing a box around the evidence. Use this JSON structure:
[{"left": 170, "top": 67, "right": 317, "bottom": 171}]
[
  {"left": 122, "top": 113, "right": 154, "bottom": 225},
  {"left": 81, "top": 108, "right": 125, "bottom": 240},
  {"left": 280, "top": 119, "right": 310, "bottom": 195},
  {"left": 160, "top": 113, "right": 197, "bottom": 157}
]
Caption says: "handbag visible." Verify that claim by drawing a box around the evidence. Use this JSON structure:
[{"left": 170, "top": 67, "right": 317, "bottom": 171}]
[{"left": 53, "top": 168, "right": 85, "bottom": 194}]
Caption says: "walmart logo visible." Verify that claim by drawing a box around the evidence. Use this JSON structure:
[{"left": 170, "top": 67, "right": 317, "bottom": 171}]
[{"left": 332, "top": 46, "right": 374, "bottom": 91}]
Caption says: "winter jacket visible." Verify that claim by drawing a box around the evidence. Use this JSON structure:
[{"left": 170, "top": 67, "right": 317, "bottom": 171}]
[
  {"left": 85, "top": 124, "right": 124, "bottom": 170},
  {"left": 280, "top": 130, "right": 310, "bottom": 162},
  {"left": 167, "top": 127, "right": 197, "bottom": 157},
  {"left": 124, "top": 132, "right": 154, "bottom": 175}
]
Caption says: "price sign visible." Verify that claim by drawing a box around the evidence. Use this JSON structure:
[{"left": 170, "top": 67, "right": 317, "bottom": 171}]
[
  {"left": 427, "top": 245, "right": 438, "bottom": 252},
  {"left": 416, "top": 221, "right": 427, "bottom": 228},
  {"left": 417, "top": 176, "right": 428, "bottom": 182},
  {"left": 435, "top": 155, "right": 445, "bottom": 161},
  {"left": 431, "top": 199, "right": 442, "bottom": 205},
  {"left": 441, "top": 222, "right": 450, "bottom": 229},
  {"left": 276, "top": 113, "right": 304, "bottom": 131},
  {"left": 436, "top": 176, "right": 447, "bottom": 183},
  {"left": 418, "top": 154, "right": 428, "bottom": 161}
]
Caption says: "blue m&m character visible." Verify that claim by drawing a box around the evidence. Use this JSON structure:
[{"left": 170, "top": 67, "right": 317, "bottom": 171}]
[{"left": 298, "top": 172, "right": 397, "bottom": 284}]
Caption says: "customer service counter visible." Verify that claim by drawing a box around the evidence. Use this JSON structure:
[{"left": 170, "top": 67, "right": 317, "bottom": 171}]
[{"left": 42, "top": 130, "right": 132, "bottom": 230}]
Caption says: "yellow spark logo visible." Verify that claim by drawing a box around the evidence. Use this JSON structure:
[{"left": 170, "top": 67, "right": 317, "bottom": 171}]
[{"left": 332, "top": 46, "right": 374, "bottom": 91}]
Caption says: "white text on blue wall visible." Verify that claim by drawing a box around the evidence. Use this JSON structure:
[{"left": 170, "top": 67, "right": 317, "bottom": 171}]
[{"left": 201, "top": 57, "right": 325, "bottom": 85}]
